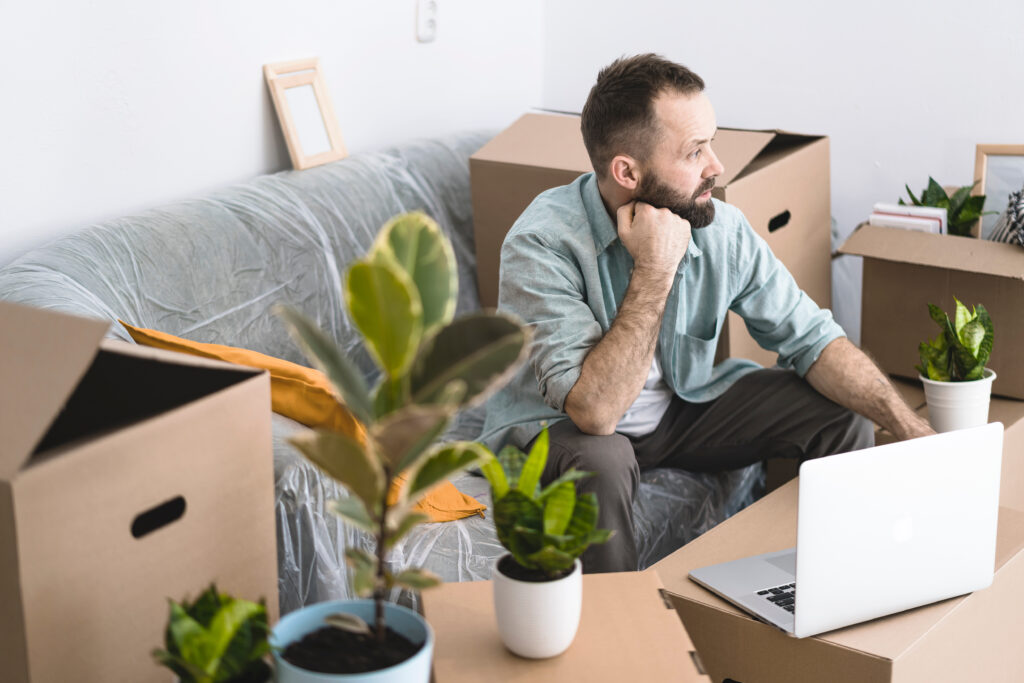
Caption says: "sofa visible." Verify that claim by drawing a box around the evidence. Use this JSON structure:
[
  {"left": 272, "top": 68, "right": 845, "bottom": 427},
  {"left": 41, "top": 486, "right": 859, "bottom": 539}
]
[{"left": 0, "top": 131, "right": 763, "bottom": 615}]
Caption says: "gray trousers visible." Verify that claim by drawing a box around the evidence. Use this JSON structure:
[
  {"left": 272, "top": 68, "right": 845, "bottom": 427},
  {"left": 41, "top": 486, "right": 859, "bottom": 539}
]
[{"left": 527, "top": 368, "right": 875, "bottom": 573}]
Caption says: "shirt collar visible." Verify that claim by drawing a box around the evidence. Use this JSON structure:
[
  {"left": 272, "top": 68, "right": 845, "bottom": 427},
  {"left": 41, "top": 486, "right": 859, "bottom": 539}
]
[{"left": 580, "top": 172, "right": 704, "bottom": 265}]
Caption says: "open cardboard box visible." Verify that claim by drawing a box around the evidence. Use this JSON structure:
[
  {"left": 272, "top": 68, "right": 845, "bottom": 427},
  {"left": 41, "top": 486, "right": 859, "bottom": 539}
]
[
  {"left": 0, "top": 302, "right": 278, "bottom": 682},
  {"left": 840, "top": 224, "right": 1024, "bottom": 399},
  {"left": 652, "top": 477, "right": 1024, "bottom": 682},
  {"left": 470, "top": 112, "right": 833, "bottom": 369}
]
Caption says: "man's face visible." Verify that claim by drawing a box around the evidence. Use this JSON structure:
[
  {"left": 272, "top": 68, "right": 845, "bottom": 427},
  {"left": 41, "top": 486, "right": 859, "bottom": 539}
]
[{"left": 632, "top": 91, "right": 724, "bottom": 229}]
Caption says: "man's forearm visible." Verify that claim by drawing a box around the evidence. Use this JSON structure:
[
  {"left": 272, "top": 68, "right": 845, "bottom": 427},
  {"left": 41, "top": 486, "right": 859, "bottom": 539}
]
[
  {"left": 805, "top": 337, "right": 933, "bottom": 441},
  {"left": 564, "top": 267, "right": 674, "bottom": 434}
]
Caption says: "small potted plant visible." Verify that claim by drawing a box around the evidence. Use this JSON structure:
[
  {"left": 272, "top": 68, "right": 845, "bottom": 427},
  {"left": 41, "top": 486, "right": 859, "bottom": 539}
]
[
  {"left": 271, "top": 211, "right": 529, "bottom": 681},
  {"left": 900, "top": 177, "right": 996, "bottom": 237},
  {"left": 917, "top": 297, "right": 995, "bottom": 432},
  {"left": 152, "top": 584, "right": 272, "bottom": 683},
  {"left": 479, "top": 427, "right": 613, "bottom": 659}
]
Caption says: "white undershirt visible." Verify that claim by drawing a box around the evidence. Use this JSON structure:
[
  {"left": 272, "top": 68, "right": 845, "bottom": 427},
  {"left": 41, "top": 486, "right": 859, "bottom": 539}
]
[{"left": 615, "top": 357, "right": 674, "bottom": 438}]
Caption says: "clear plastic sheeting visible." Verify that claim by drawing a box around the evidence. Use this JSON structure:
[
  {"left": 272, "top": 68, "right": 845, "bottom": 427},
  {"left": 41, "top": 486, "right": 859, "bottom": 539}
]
[{"left": 0, "top": 129, "right": 766, "bottom": 618}]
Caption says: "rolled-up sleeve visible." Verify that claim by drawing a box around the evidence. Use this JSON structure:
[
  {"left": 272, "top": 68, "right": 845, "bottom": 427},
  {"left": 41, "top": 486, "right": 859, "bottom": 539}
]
[
  {"left": 729, "top": 217, "right": 845, "bottom": 376},
  {"left": 498, "top": 230, "right": 603, "bottom": 411}
]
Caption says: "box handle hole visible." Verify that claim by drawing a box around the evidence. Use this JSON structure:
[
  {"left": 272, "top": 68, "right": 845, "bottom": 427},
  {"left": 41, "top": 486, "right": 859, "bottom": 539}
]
[
  {"left": 131, "top": 496, "right": 186, "bottom": 538},
  {"left": 768, "top": 210, "right": 791, "bottom": 233}
]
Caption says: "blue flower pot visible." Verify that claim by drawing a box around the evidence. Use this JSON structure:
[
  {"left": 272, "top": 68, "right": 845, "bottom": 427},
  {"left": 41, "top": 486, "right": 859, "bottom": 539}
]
[{"left": 271, "top": 600, "right": 433, "bottom": 682}]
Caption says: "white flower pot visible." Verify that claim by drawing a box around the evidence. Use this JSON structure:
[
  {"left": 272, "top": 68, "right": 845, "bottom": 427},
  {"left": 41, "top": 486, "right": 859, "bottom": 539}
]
[
  {"left": 492, "top": 554, "right": 582, "bottom": 659},
  {"left": 920, "top": 369, "right": 996, "bottom": 433}
]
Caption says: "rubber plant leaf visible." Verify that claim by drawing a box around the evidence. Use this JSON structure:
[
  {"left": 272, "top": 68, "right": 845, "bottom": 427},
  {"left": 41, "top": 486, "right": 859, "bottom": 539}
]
[
  {"left": 273, "top": 304, "right": 374, "bottom": 425},
  {"left": 288, "top": 430, "right": 383, "bottom": 515},
  {"left": 345, "top": 259, "right": 423, "bottom": 378},
  {"left": 410, "top": 311, "right": 529, "bottom": 407},
  {"left": 325, "top": 612, "right": 371, "bottom": 635},
  {"left": 404, "top": 441, "right": 490, "bottom": 506},
  {"left": 328, "top": 495, "right": 377, "bottom": 533},
  {"left": 369, "top": 404, "right": 455, "bottom": 473},
  {"left": 385, "top": 511, "right": 430, "bottom": 548},
  {"left": 370, "top": 211, "right": 457, "bottom": 338},
  {"left": 392, "top": 568, "right": 442, "bottom": 591}
]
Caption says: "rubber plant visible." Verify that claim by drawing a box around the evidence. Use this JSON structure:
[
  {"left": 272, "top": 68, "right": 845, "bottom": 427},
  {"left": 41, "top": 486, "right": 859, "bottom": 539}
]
[
  {"left": 152, "top": 584, "right": 271, "bottom": 683},
  {"left": 917, "top": 298, "right": 994, "bottom": 382},
  {"left": 481, "top": 426, "right": 613, "bottom": 579},
  {"left": 274, "top": 211, "right": 529, "bottom": 642},
  {"left": 900, "top": 177, "right": 996, "bottom": 237}
]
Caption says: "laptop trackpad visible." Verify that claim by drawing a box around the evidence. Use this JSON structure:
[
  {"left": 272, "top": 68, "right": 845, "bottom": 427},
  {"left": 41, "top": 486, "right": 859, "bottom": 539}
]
[{"left": 765, "top": 550, "right": 797, "bottom": 575}]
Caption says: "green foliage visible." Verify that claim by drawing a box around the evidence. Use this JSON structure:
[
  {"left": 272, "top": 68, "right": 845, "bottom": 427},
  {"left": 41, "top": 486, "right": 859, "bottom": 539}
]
[
  {"left": 152, "top": 584, "right": 271, "bottom": 683},
  {"left": 916, "top": 298, "right": 994, "bottom": 382},
  {"left": 899, "top": 177, "right": 996, "bottom": 237},
  {"left": 481, "top": 427, "right": 614, "bottom": 579},
  {"left": 274, "top": 211, "right": 530, "bottom": 640}
]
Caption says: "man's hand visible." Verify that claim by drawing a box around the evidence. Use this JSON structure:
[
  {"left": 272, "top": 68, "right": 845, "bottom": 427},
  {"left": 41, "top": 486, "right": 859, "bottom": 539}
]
[{"left": 617, "top": 201, "right": 691, "bottom": 281}]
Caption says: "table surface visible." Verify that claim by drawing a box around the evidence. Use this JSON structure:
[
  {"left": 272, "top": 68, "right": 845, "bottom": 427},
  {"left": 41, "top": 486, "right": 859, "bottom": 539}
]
[{"left": 423, "top": 570, "right": 709, "bottom": 681}]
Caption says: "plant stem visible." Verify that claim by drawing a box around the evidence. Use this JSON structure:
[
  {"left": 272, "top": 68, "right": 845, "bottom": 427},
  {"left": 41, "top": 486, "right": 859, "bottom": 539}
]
[{"left": 375, "top": 474, "right": 390, "bottom": 644}]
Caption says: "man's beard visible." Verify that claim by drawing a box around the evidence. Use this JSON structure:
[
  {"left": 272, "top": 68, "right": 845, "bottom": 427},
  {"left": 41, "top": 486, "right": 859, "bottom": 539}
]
[{"left": 634, "top": 172, "right": 717, "bottom": 228}]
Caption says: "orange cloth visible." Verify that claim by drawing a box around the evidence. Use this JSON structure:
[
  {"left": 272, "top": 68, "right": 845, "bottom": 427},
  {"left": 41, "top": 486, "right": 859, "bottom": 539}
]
[{"left": 120, "top": 321, "right": 485, "bottom": 522}]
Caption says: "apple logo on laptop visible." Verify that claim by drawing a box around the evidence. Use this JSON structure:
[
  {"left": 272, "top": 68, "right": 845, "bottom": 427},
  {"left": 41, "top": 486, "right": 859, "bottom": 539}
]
[{"left": 892, "top": 515, "right": 914, "bottom": 544}]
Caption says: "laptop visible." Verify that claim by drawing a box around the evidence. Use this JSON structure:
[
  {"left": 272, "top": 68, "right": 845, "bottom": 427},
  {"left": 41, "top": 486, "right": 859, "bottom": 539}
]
[{"left": 688, "top": 422, "right": 1003, "bottom": 638}]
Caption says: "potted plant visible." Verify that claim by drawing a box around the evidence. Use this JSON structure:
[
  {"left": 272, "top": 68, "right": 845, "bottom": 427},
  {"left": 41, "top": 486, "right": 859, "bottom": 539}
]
[
  {"left": 479, "top": 427, "right": 614, "bottom": 659},
  {"left": 917, "top": 297, "right": 995, "bottom": 432},
  {"left": 152, "top": 584, "right": 272, "bottom": 683},
  {"left": 270, "top": 211, "right": 529, "bottom": 681},
  {"left": 900, "top": 177, "right": 996, "bottom": 237}
]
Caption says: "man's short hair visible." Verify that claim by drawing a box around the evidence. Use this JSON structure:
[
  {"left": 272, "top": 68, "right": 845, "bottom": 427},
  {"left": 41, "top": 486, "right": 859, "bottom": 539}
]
[{"left": 581, "top": 54, "right": 705, "bottom": 178}]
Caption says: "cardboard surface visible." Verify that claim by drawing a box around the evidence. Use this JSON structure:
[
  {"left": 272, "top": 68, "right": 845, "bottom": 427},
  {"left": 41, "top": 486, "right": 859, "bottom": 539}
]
[
  {"left": 424, "top": 570, "right": 709, "bottom": 681},
  {"left": 840, "top": 223, "right": 1024, "bottom": 399},
  {"left": 470, "top": 113, "right": 832, "bottom": 370},
  {"left": 655, "top": 477, "right": 1024, "bottom": 682},
  {"left": 0, "top": 303, "right": 279, "bottom": 683}
]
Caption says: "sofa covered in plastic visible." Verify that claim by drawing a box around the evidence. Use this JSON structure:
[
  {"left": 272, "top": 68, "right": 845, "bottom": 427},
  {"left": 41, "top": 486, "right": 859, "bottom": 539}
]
[{"left": 0, "top": 131, "right": 763, "bottom": 615}]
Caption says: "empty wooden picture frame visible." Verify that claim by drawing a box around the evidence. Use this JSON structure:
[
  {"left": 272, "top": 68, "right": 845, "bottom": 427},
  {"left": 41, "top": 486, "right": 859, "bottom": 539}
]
[
  {"left": 264, "top": 58, "right": 347, "bottom": 170},
  {"left": 974, "top": 144, "right": 1024, "bottom": 239}
]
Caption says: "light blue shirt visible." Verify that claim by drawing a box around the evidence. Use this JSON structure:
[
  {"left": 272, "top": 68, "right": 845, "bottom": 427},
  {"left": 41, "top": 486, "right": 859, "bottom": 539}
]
[{"left": 479, "top": 172, "right": 844, "bottom": 451}]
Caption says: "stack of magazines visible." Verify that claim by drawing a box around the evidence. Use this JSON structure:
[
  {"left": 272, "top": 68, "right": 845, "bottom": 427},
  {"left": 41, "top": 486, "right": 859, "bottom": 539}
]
[{"left": 868, "top": 203, "right": 947, "bottom": 234}]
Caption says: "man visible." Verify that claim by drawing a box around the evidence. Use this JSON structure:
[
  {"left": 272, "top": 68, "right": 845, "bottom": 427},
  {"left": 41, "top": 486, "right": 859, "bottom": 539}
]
[{"left": 479, "top": 54, "right": 933, "bottom": 573}]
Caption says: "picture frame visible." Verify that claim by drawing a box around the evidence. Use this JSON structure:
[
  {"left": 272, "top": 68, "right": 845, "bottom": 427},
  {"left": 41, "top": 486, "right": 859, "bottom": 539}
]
[
  {"left": 974, "top": 144, "right": 1024, "bottom": 239},
  {"left": 264, "top": 58, "right": 347, "bottom": 170}
]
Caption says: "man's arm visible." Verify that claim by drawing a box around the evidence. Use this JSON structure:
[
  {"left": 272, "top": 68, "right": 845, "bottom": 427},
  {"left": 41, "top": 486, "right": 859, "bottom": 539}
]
[
  {"left": 805, "top": 337, "right": 934, "bottom": 441},
  {"left": 564, "top": 202, "right": 690, "bottom": 435}
]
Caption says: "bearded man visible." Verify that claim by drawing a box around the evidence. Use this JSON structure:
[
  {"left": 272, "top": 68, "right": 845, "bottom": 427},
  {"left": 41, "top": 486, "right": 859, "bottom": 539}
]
[{"left": 479, "top": 54, "right": 933, "bottom": 573}]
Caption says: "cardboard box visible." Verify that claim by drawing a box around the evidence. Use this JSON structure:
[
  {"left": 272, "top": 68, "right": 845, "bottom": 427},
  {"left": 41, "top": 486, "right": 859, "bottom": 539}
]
[
  {"left": 423, "top": 569, "right": 709, "bottom": 681},
  {"left": 840, "top": 223, "right": 1024, "bottom": 399},
  {"left": 0, "top": 302, "right": 278, "bottom": 683},
  {"left": 654, "top": 478, "right": 1024, "bottom": 682},
  {"left": 470, "top": 112, "right": 832, "bottom": 369}
]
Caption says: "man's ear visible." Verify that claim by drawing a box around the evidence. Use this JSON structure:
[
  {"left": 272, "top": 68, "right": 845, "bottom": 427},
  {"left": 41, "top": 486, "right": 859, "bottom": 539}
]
[{"left": 609, "top": 154, "right": 641, "bottom": 192}]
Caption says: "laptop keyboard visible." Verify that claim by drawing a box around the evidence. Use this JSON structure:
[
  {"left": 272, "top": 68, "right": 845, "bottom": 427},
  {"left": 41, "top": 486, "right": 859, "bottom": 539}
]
[{"left": 756, "top": 582, "right": 796, "bottom": 613}]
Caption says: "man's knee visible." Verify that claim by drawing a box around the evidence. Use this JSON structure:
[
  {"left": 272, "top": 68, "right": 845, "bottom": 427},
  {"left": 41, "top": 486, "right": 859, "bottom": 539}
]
[{"left": 545, "top": 423, "right": 639, "bottom": 498}]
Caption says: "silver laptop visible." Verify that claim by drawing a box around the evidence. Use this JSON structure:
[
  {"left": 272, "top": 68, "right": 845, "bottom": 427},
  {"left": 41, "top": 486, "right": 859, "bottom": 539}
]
[{"left": 689, "top": 422, "right": 1003, "bottom": 638}]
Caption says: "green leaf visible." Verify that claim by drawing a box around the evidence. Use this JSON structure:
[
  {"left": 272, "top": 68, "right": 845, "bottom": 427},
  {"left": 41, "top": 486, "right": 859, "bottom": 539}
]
[
  {"left": 517, "top": 427, "right": 548, "bottom": 497},
  {"left": 922, "top": 177, "right": 948, "bottom": 206},
  {"left": 539, "top": 469, "right": 593, "bottom": 500},
  {"left": 405, "top": 441, "right": 489, "bottom": 505},
  {"left": 959, "top": 318, "right": 985, "bottom": 356},
  {"left": 494, "top": 490, "right": 543, "bottom": 561},
  {"left": 151, "top": 648, "right": 208, "bottom": 682},
  {"left": 497, "top": 445, "right": 528, "bottom": 491},
  {"left": 188, "top": 585, "right": 225, "bottom": 629},
  {"left": 372, "top": 375, "right": 405, "bottom": 420},
  {"left": 167, "top": 602, "right": 213, "bottom": 670},
  {"left": 976, "top": 304, "right": 994, "bottom": 369},
  {"left": 927, "top": 303, "right": 949, "bottom": 330},
  {"left": 370, "top": 404, "right": 455, "bottom": 472},
  {"left": 542, "top": 480, "right": 576, "bottom": 536},
  {"left": 204, "top": 599, "right": 266, "bottom": 677},
  {"left": 926, "top": 359, "right": 951, "bottom": 382},
  {"left": 370, "top": 212, "right": 457, "bottom": 338},
  {"left": 385, "top": 511, "right": 430, "bottom": 547},
  {"left": 346, "top": 260, "right": 423, "bottom": 378},
  {"left": 954, "top": 298, "right": 972, "bottom": 335},
  {"left": 410, "top": 311, "right": 529, "bottom": 407},
  {"left": 904, "top": 184, "right": 921, "bottom": 206},
  {"left": 328, "top": 496, "right": 377, "bottom": 533},
  {"left": 479, "top": 451, "right": 509, "bottom": 500},
  {"left": 288, "top": 430, "right": 383, "bottom": 515},
  {"left": 345, "top": 548, "right": 378, "bottom": 596},
  {"left": 391, "top": 567, "right": 442, "bottom": 591},
  {"left": 525, "top": 545, "right": 576, "bottom": 575},
  {"left": 273, "top": 305, "right": 374, "bottom": 425},
  {"left": 564, "top": 491, "right": 600, "bottom": 543}
]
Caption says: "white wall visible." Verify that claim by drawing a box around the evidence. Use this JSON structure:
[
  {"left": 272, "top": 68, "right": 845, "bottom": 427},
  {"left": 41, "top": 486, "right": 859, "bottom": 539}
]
[
  {"left": 542, "top": 0, "right": 1024, "bottom": 341},
  {"left": 0, "top": 0, "right": 544, "bottom": 265}
]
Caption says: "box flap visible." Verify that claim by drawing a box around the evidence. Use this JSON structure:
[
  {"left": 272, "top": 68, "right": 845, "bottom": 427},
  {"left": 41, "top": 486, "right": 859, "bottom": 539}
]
[
  {"left": 0, "top": 302, "right": 109, "bottom": 478},
  {"left": 472, "top": 112, "right": 592, "bottom": 173},
  {"left": 839, "top": 224, "right": 1024, "bottom": 280},
  {"left": 714, "top": 128, "right": 776, "bottom": 186}
]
